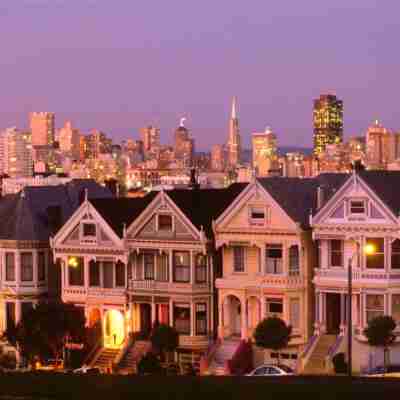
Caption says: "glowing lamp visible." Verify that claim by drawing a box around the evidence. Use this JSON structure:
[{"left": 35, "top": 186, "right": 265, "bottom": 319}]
[
  {"left": 364, "top": 244, "right": 375, "bottom": 256},
  {"left": 68, "top": 257, "right": 79, "bottom": 268}
]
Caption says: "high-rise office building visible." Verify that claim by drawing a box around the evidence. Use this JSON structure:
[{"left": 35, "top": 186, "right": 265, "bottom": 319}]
[
  {"left": 30, "top": 112, "right": 55, "bottom": 146},
  {"left": 365, "top": 120, "right": 395, "bottom": 168},
  {"left": 140, "top": 126, "right": 160, "bottom": 154},
  {"left": 58, "top": 120, "right": 80, "bottom": 160},
  {"left": 0, "top": 127, "right": 33, "bottom": 177},
  {"left": 174, "top": 119, "right": 194, "bottom": 167},
  {"left": 313, "top": 94, "right": 343, "bottom": 155},
  {"left": 226, "top": 97, "right": 241, "bottom": 168},
  {"left": 211, "top": 144, "right": 225, "bottom": 172},
  {"left": 252, "top": 127, "right": 279, "bottom": 176}
]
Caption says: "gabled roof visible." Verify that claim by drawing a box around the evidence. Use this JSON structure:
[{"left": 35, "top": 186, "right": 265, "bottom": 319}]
[
  {"left": 90, "top": 192, "right": 158, "bottom": 238},
  {"left": 166, "top": 183, "right": 248, "bottom": 237},
  {"left": 258, "top": 174, "right": 348, "bottom": 228},
  {"left": 357, "top": 170, "right": 400, "bottom": 217},
  {"left": 0, "top": 180, "right": 112, "bottom": 241}
]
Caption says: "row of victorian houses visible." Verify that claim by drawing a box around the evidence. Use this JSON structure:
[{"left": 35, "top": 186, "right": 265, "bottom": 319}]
[{"left": 1, "top": 170, "right": 400, "bottom": 373}]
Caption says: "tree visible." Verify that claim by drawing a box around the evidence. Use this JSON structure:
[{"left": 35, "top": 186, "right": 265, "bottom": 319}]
[
  {"left": 137, "top": 352, "right": 163, "bottom": 375},
  {"left": 253, "top": 317, "right": 292, "bottom": 364},
  {"left": 150, "top": 324, "right": 179, "bottom": 363},
  {"left": 363, "top": 315, "right": 396, "bottom": 372},
  {"left": 3, "top": 302, "right": 85, "bottom": 367}
]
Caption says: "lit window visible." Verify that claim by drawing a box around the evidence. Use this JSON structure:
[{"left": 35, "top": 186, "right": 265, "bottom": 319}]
[
  {"left": 330, "top": 240, "right": 343, "bottom": 267},
  {"left": 366, "top": 238, "right": 384, "bottom": 269},
  {"left": 350, "top": 200, "right": 365, "bottom": 215},
  {"left": 392, "top": 240, "right": 400, "bottom": 270},
  {"left": 233, "top": 247, "right": 245, "bottom": 272},
  {"left": 158, "top": 215, "right": 173, "bottom": 231},
  {"left": 366, "top": 294, "right": 384, "bottom": 323}
]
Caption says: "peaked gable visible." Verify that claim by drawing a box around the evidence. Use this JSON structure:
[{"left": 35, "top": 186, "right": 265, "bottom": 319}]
[{"left": 313, "top": 173, "right": 397, "bottom": 226}]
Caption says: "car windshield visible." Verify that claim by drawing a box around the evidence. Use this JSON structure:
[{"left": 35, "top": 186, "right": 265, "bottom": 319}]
[{"left": 278, "top": 365, "right": 293, "bottom": 373}]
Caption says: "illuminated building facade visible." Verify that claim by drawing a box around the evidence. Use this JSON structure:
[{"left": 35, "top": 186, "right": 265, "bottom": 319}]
[
  {"left": 252, "top": 127, "right": 279, "bottom": 176},
  {"left": 313, "top": 94, "right": 343, "bottom": 156},
  {"left": 30, "top": 112, "right": 55, "bottom": 146},
  {"left": 226, "top": 97, "right": 241, "bottom": 168}
]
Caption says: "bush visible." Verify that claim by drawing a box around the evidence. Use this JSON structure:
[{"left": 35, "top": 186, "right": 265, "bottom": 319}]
[
  {"left": 165, "top": 362, "right": 180, "bottom": 376},
  {"left": 0, "top": 352, "right": 16, "bottom": 370},
  {"left": 137, "top": 352, "right": 162, "bottom": 375},
  {"left": 332, "top": 352, "right": 347, "bottom": 374},
  {"left": 227, "top": 340, "right": 253, "bottom": 375}
]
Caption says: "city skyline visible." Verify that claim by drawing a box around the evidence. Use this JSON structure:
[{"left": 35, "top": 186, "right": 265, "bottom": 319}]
[{"left": 1, "top": 1, "right": 400, "bottom": 149}]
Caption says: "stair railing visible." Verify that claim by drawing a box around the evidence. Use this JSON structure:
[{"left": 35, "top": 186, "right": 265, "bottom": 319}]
[
  {"left": 325, "top": 335, "right": 344, "bottom": 373},
  {"left": 199, "top": 338, "right": 221, "bottom": 375},
  {"left": 82, "top": 337, "right": 103, "bottom": 367},
  {"left": 113, "top": 334, "right": 135, "bottom": 369},
  {"left": 298, "top": 334, "right": 319, "bottom": 373}
]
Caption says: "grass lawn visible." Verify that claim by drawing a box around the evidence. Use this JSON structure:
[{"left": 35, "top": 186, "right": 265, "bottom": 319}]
[{"left": 0, "top": 373, "right": 399, "bottom": 400}]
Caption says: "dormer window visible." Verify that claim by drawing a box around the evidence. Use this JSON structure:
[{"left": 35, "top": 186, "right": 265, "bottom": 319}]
[
  {"left": 83, "top": 223, "right": 96, "bottom": 237},
  {"left": 350, "top": 200, "right": 365, "bottom": 215},
  {"left": 249, "top": 206, "right": 266, "bottom": 225},
  {"left": 158, "top": 214, "right": 173, "bottom": 231}
]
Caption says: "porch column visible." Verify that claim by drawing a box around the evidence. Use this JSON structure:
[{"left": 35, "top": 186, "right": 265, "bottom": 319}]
[
  {"left": 32, "top": 250, "right": 38, "bottom": 287},
  {"left": 15, "top": 301, "right": 22, "bottom": 325},
  {"left": 169, "top": 299, "right": 174, "bottom": 328},
  {"left": 218, "top": 297, "right": 224, "bottom": 339},
  {"left": 352, "top": 294, "right": 358, "bottom": 329},
  {"left": 340, "top": 293, "right": 346, "bottom": 335},
  {"left": 84, "top": 257, "right": 89, "bottom": 290},
  {"left": 319, "top": 292, "right": 325, "bottom": 332},
  {"left": 241, "top": 299, "right": 247, "bottom": 339},
  {"left": 169, "top": 251, "right": 173, "bottom": 283},
  {"left": 282, "top": 243, "right": 288, "bottom": 275},
  {"left": 190, "top": 250, "right": 194, "bottom": 285},
  {"left": 190, "top": 302, "right": 195, "bottom": 337},
  {"left": 15, "top": 251, "right": 21, "bottom": 289},
  {"left": 260, "top": 294, "right": 265, "bottom": 321},
  {"left": 151, "top": 298, "right": 156, "bottom": 326}
]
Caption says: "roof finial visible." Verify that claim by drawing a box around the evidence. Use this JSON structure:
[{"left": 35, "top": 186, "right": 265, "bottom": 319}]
[
  {"left": 123, "top": 223, "right": 127, "bottom": 238},
  {"left": 179, "top": 117, "right": 186, "bottom": 128},
  {"left": 84, "top": 188, "right": 88, "bottom": 202},
  {"left": 231, "top": 96, "right": 237, "bottom": 119}
]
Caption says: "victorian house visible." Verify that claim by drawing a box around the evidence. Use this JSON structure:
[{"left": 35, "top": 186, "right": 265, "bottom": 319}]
[
  {"left": 309, "top": 170, "right": 400, "bottom": 372},
  {"left": 212, "top": 177, "right": 320, "bottom": 367},
  {"left": 51, "top": 184, "right": 246, "bottom": 367},
  {"left": 0, "top": 180, "right": 111, "bottom": 339}
]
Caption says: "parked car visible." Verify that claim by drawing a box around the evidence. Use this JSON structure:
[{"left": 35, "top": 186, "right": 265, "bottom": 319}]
[
  {"left": 364, "top": 365, "right": 400, "bottom": 378},
  {"left": 73, "top": 365, "right": 101, "bottom": 374},
  {"left": 246, "top": 364, "right": 294, "bottom": 376}
]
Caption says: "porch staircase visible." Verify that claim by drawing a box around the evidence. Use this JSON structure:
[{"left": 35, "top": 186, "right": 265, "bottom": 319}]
[
  {"left": 90, "top": 348, "right": 119, "bottom": 371},
  {"left": 117, "top": 340, "right": 151, "bottom": 373},
  {"left": 302, "top": 334, "right": 337, "bottom": 375},
  {"left": 208, "top": 339, "right": 240, "bottom": 375}
]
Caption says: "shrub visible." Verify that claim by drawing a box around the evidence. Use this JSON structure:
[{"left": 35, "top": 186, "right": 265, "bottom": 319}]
[
  {"left": 332, "top": 352, "right": 347, "bottom": 374},
  {"left": 137, "top": 352, "right": 162, "bottom": 375}
]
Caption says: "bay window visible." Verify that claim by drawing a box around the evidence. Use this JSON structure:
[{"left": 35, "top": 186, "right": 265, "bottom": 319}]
[
  {"left": 266, "top": 245, "right": 282, "bottom": 274},
  {"left": 195, "top": 254, "right": 207, "bottom": 283},
  {"left": 330, "top": 240, "right": 343, "bottom": 267},
  {"left": 144, "top": 253, "right": 155, "bottom": 280},
  {"left": 102, "top": 261, "right": 114, "bottom": 288},
  {"left": 289, "top": 245, "right": 299, "bottom": 275},
  {"left": 233, "top": 247, "right": 245, "bottom": 272},
  {"left": 89, "top": 260, "right": 100, "bottom": 287},
  {"left": 173, "top": 251, "right": 190, "bottom": 283},
  {"left": 115, "top": 261, "right": 125, "bottom": 287},
  {"left": 68, "top": 256, "right": 84, "bottom": 286},
  {"left": 366, "top": 238, "right": 385, "bottom": 269},
  {"left": 391, "top": 239, "right": 400, "bottom": 269},
  {"left": 173, "top": 303, "right": 190, "bottom": 334},
  {"left": 195, "top": 303, "right": 207, "bottom": 335},
  {"left": 5, "top": 253, "right": 15, "bottom": 281},
  {"left": 366, "top": 294, "right": 384, "bottom": 323}
]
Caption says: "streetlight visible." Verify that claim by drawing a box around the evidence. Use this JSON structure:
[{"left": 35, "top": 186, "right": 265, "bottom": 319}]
[{"left": 347, "top": 242, "right": 375, "bottom": 378}]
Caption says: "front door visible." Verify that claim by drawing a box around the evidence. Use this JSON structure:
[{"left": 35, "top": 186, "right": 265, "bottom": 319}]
[
  {"left": 326, "top": 293, "right": 341, "bottom": 334},
  {"left": 140, "top": 303, "right": 152, "bottom": 337}
]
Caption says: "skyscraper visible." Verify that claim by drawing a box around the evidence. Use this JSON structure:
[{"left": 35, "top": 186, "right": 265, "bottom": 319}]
[
  {"left": 252, "top": 127, "right": 279, "bottom": 176},
  {"left": 30, "top": 112, "right": 55, "bottom": 146},
  {"left": 313, "top": 94, "right": 343, "bottom": 155},
  {"left": 140, "top": 126, "right": 160, "bottom": 154},
  {"left": 58, "top": 120, "right": 81, "bottom": 160},
  {"left": 226, "top": 97, "right": 241, "bottom": 167},
  {"left": 174, "top": 118, "right": 194, "bottom": 167}
]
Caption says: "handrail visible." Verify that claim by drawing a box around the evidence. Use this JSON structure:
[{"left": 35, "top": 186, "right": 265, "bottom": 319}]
[
  {"left": 82, "top": 337, "right": 102, "bottom": 367},
  {"left": 114, "top": 334, "right": 135, "bottom": 368},
  {"left": 200, "top": 337, "right": 221, "bottom": 375}
]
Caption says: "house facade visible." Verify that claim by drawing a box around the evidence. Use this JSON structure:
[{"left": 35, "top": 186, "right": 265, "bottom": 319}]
[
  {"left": 311, "top": 170, "right": 400, "bottom": 372},
  {"left": 213, "top": 178, "right": 318, "bottom": 363},
  {"left": 0, "top": 181, "right": 112, "bottom": 338},
  {"left": 51, "top": 185, "right": 246, "bottom": 358}
]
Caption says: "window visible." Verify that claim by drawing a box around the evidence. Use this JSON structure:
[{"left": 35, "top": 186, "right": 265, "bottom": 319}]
[
  {"left": 249, "top": 206, "right": 266, "bottom": 225},
  {"left": 392, "top": 240, "right": 400, "bottom": 269},
  {"left": 83, "top": 223, "right": 96, "bottom": 237},
  {"left": 102, "top": 261, "right": 114, "bottom": 288},
  {"left": 68, "top": 256, "right": 84, "bottom": 286},
  {"left": 21, "top": 253, "right": 33, "bottom": 281},
  {"left": 316, "top": 240, "right": 321, "bottom": 269},
  {"left": 392, "top": 295, "right": 400, "bottom": 326},
  {"left": 195, "top": 254, "right": 207, "bottom": 283},
  {"left": 289, "top": 246, "right": 299, "bottom": 275},
  {"left": 290, "top": 298, "right": 300, "bottom": 329},
  {"left": 233, "top": 247, "right": 245, "bottom": 272},
  {"left": 5, "top": 253, "right": 15, "bottom": 281},
  {"left": 173, "top": 303, "right": 190, "bottom": 334},
  {"left": 350, "top": 200, "right": 365, "bottom": 215},
  {"left": 366, "top": 238, "right": 385, "bottom": 269},
  {"left": 115, "top": 262, "right": 125, "bottom": 287},
  {"left": 195, "top": 303, "right": 207, "bottom": 335},
  {"left": 38, "top": 252, "right": 46, "bottom": 281},
  {"left": 266, "top": 245, "right": 283, "bottom": 274},
  {"left": 173, "top": 251, "right": 190, "bottom": 282},
  {"left": 330, "top": 240, "right": 343, "bottom": 267},
  {"left": 89, "top": 260, "right": 100, "bottom": 287},
  {"left": 158, "top": 215, "right": 173, "bottom": 231},
  {"left": 144, "top": 253, "right": 155, "bottom": 280},
  {"left": 266, "top": 298, "right": 283, "bottom": 318},
  {"left": 366, "top": 294, "right": 384, "bottom": 323}
]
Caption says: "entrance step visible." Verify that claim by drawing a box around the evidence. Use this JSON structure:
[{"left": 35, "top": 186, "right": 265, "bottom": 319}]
[
  {"left": 208, "top": 339, "right": 240, "bottom": 375},
  {"left": 117, "top": 340, "right": 151, "bottom": 373},
  {"left": 302, "top": 335, "right": 337, "bottom": 375},
  {"left": 90, "top": 348, "right": 119, "bottom": 370}
]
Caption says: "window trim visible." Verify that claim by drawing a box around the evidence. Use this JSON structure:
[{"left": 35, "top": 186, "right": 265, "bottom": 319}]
[
  {"left": 365, "top": 237, "right": 385, "bottom": 270},
  {"left": 248, "top": 205, "right": 267, "bottom": 226},
  {"left": 348, "top": 198, "right": 367, "bottom": 218},
  {"left": 233, "top": 246, "right": 245, "bottom": 273},
  {"left": 157, "top": 214, "right": 174, "bottom": 232},
  {"left": 329, "top": 240, "right": 343, "bottom": 268},
  {"left": 5, "top": 252, "right": 16, "bottom": 282}
]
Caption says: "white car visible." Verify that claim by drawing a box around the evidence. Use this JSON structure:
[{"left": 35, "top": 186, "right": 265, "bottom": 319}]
[
  {"left": 246, "top": 364, "right": 295, "bottom": 376},
  {"left": 73, "top": 365, "right": 101, "bottom": 374}
]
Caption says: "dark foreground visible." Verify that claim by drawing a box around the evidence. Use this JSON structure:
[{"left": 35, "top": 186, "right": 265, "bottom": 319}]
[{"left": 0, "top": 374, "right": 399, "bottom": 400}]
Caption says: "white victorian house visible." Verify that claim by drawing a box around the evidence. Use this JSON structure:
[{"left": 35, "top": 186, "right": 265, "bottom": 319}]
[{"left": 309, "top": 170, "right": 400, "bottom": 373}]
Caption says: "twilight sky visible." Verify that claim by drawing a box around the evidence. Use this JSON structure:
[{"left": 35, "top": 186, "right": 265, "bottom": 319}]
[{"left": 0, "top": 0, "right": 399, "bottom": 149}]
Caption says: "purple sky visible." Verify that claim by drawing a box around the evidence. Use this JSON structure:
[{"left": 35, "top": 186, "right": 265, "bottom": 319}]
[{"left": 1, "top": 1, "right": 399, "bottom": 150}]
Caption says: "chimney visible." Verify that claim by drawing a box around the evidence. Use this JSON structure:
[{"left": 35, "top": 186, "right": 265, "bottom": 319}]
[{"left": 317, "top": 186, "right": 325, "bottom": 209}]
